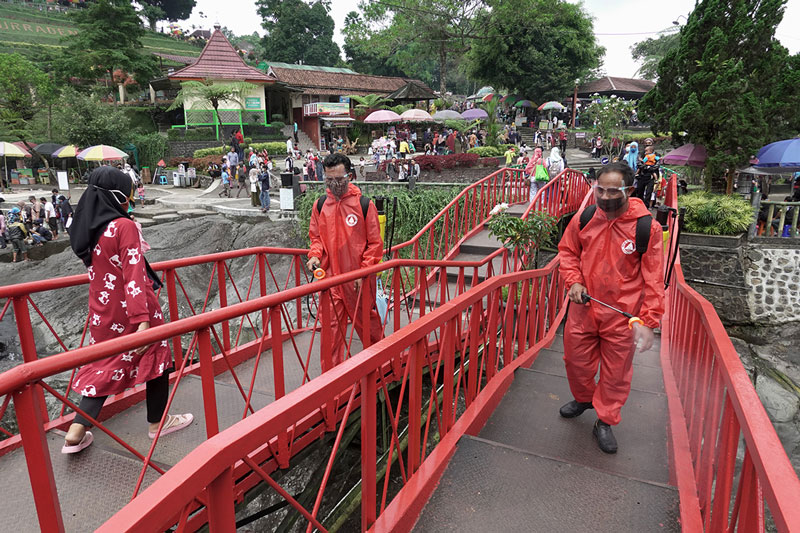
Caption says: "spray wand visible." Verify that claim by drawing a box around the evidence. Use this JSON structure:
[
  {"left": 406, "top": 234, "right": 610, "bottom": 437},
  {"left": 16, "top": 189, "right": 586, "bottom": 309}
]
[{"left": 580, "top": 293, "right": 643, "bottom": 330}]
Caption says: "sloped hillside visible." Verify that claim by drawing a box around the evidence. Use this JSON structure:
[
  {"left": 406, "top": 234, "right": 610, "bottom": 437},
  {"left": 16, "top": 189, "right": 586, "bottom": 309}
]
[{"left": 0, "top": 3, "right": 201, "bottom": 61}]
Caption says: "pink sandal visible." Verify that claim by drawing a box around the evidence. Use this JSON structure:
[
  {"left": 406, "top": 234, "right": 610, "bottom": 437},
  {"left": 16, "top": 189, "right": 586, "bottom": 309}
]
[
  {"left": 149, "top": 413, "right": 194, "bottom": 439},
  {"left": 61, "top": 431, "right": 93, "bottom": 454}
]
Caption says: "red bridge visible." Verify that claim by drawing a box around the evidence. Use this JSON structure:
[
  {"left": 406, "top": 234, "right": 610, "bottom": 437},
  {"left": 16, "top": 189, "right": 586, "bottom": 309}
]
[{"left": 0, "top": 169, "right": 798, "bottom": 531}]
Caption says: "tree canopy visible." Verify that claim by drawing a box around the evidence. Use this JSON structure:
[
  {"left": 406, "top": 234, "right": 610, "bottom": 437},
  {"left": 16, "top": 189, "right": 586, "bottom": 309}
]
[
  {"left": 257, "top": 0, "right": 340, "bottom": 66},
  {"left": 353, "top": 0, "right": 490, "bottom": 94},
  {"left": 0, "top": 53, "right": 56, "bottom": 142},
  {"left": 630, "top": 32, "right": 680, "bottom": 81},
  {"left": 639, "top": 0, "right": 800, "bottom": 192},
  {"left": 139, "top": 0, "right": 197, "bottom": 30},
  {"left": 57, "top": 0, "right": 159, "bottom": 91},
  {"left": 466, "top": 0, "right": 603, "bottom": 103}
]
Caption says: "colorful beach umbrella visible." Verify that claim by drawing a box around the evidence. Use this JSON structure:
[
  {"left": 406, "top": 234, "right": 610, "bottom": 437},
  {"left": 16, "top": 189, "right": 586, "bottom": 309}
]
[
  {"left": 662, "top": 144, "right": 708, "bottom": 168},
  {"left": 33, "top": 143, "right": 66, "bottom": 157},
  {"left": 755, "top": 138, "right": 800, "bottom": 172},
  {"left": 538, "top": 101, "right": 566, "bottom": 111},
  {"left": 52, "top": 145, "right": 80, "bottom": 158},
  {"left": 77, "top": 144, "right": 129, "bottom": 161},
  {"left": 0, "top": 141, "right": 31, "bottom": 158},
  {"left": 500, "top": 94, "right": 522, "bottom": 104},
  {"left": 461, "top": 108, "right": 489, "bottom": 120},
  {"left": 432, "top": 110, "right": 462, "bottom": 122},
  {"left": 481, "top": 93, "right": 497, "bottom": 102},
  {"left": 400, "top": 109, "right": 434, "bottom": 122},
  {"left": 364, "top": 110, "right": 402, "bottom": 124},
  {"left": 514, "top": 100, "right": 534, "bottom": 108}
]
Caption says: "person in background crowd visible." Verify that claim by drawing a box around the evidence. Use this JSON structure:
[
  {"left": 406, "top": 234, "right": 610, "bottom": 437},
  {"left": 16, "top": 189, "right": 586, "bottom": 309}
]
[
  {"left": 386, "top": 158, "right": 398, "bottom": 182},
  {"left": 526, "top": 147, "right": 547, "bottom": 202},
  {"left": 6, "top": 208, "right": 30, "bottom": 262},
  {"left": 234, "top": 128, "right": 245, "bottom": 161},
  {"left": 358, "top": 157, "right": 366, "bottom": 180},
  {"left": 63, "top": 167, "right": 192, "bottom": 454},
  {"left": 625, "top": 142, "right": 640, "bottom": 172},
  {"left": 218, "top": 166, "right": 230, "bottom": 198},
  {"left": 31, "top": 221, "right": 53, "bottom": 244},
  {"left": 559, "top": 128, "right": 568, "bottom": 153},
  {"left": 504, "top": 146, "right": 516, "bottom": 167},
  {"left": 59, "top": 195, "right": 74, "bottom": 232},
  {"left": 30, "top": 195, "right": 43, "bottom": 226},
  {"left": 235, "top": 157, "right": 247, "bottom": 198},
  {"left": 249, "top": 168, "right": 260, "bottom": 207},
  {"left": 42, "top": 196, "right": 58, "bottom": 239},
  {"left": 258, "top": 163, "right": 271, "bottom": 213},
  {"left": 0, "top": 209, "right": 7, "bottom": 249}
]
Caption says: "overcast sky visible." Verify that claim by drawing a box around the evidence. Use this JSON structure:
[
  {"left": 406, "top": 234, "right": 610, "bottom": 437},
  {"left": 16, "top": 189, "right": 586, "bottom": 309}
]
[{"left": 181, "top": 0, "right": 800, "bottom": 79}]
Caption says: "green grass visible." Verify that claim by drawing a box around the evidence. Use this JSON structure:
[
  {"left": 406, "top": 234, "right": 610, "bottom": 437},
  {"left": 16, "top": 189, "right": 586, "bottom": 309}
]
[{"left": 0, "top": 3, "right": 202, "bottom": 58}]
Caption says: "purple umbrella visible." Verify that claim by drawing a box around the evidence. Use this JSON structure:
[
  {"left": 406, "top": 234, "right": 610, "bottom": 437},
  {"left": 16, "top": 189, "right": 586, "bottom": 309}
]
[
  {"left": 661, "top": 143, "right": 707, "bottom": 167},
  {"left": 461, "top": 108, "right": 488, "bottom": 120}
]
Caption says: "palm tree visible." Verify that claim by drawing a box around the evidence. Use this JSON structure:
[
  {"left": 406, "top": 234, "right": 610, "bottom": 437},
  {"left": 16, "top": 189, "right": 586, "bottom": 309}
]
[
  {"left": 169, "top": 80, "right": 257, "bottom": 140},
  {"left": 348, "top": 94, "right": 392, "bottom": 111}
]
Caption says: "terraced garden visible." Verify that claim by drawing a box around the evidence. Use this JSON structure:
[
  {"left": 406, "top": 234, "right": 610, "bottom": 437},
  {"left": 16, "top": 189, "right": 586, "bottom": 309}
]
[{"left": 0, "top": 3, "right": 202, "bottom": 59}]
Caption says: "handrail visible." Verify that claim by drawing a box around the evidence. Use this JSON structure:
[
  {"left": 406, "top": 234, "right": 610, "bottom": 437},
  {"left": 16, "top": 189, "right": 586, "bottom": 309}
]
[
  {"left": 662, "top": 177, "right": 800, "bottom": 531},
  {"left": 752, "top": 199, "right": 800, "bottom": 237},
  {"left": 99, "top": 260, "right": 567, "bottom": 532}
]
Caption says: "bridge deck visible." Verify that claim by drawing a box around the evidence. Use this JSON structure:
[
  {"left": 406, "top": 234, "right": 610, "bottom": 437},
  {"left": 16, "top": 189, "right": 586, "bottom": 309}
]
[{"left": 413, "top": 333, "right": 681, "bottom": 532}]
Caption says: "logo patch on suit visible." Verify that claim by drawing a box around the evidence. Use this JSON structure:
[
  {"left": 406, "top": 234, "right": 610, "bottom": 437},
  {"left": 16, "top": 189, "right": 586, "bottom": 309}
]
[
  {"left": 345, "top": 214, "right": 358, "bottom": 227},
  {"left": 621, "top": 239, "right": 636, "bottom": 255}
]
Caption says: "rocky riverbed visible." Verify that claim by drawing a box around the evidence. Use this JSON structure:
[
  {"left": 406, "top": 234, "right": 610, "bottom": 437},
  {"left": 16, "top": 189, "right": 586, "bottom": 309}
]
[{"left": 0, "top": 214, "right": 304, "bottom": 432}]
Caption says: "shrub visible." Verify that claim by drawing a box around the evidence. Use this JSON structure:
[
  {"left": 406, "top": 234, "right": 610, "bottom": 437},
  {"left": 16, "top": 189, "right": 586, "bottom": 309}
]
[
  {"left": 129, "top": 133, "right": 168, "bottom": 169},
  {"left": 679, "top": 192, "right": 754, "bottom": 235},
  {"left": 468, "top": 146, "right": 501, "bottom": 157},
  {"left": 379, "top": 153, "right": 482, "bottom": 173},
  {"left": 271, "top": 113, "right": 284, "bottom": 122},
  {"left": 249, "top": 142, "right": 287, "bottom": 154},
  {"left": 193, "top": 146, "right": 227, "bottom": 158},
  {"left": 185, "top": 127, "right": 216, "bottom": 141},
  {"left": 269, "top": 121, "right": 286, "bottom": 131}
]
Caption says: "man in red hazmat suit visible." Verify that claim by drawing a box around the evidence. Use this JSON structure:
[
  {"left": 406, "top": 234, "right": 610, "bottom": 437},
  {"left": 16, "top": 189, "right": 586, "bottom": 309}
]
[
  {"left": 558, "top": 162, "right": 664, "bottom": 453},
  {"left": 307, "top": 153, "right": 384, "bottom": 369}
]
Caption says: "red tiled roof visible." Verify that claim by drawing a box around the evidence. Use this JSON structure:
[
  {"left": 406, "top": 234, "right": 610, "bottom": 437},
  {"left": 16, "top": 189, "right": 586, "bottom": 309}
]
[
  {"left": 268, "top": 66, "right": 432, "bottom": 97},
  {"left": 169, "top": 26, "right": 276, "bottom": 84},
  {"left": 577, "top": 76, "right": 655, "bottom": 97}
]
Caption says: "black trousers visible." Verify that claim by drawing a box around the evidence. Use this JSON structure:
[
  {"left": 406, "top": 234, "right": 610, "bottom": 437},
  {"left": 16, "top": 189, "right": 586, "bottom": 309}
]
[
  {"left": 73, "top": 374, "right": 169, "bottom": 427},
  {"left": 636, "top": 177, "right": 655, "bottom": 208}
]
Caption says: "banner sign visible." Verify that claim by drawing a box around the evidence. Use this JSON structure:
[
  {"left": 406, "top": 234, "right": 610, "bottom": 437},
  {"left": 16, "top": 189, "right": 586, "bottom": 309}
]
[
  {"left": 316, "top": 102, "right": 350, "bottom": 115},
  {"left": 245, "top": 97, "right": 261, "bottom": 109}
]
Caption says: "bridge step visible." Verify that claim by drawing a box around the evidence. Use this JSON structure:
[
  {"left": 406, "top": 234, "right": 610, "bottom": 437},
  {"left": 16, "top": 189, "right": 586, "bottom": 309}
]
[
  {"left": 414, "top": 436, "right": 679, "bottom": 533},
  {"left": 0, "top": 430, "right": 161, "bottom": 532},
  {"left": 414, "top": 334, "right": 679, "bottom": 531}
]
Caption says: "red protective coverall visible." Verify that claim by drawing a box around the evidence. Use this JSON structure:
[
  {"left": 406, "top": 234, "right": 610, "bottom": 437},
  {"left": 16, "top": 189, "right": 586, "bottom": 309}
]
[
  {"left": 558, "top": 197, "right": 664, "bottom": 425},
  {"left": 309, "top": 183, "right": 384, "bottom": 368}
]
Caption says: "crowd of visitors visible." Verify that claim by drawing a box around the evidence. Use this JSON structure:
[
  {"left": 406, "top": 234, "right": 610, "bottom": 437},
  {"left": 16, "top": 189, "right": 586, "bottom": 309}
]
[{"left": 1, "top": 190, "right": 74, "bottom": 262}]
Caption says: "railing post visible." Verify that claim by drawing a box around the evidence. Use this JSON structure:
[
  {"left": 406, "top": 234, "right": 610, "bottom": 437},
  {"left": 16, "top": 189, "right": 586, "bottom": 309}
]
[
  {"left": 14, "top": 385, "right": 64, "bottom": 532},
  {"left": 198, "top": 327, "right": 220, "bottom": 438},
  {"left": 12, "top": 296, "right": 48, "bottom": 421},
  {"left": 361, "top": 275, "right": 372, "bottom": 349},
  {"left": 320, "top": 290, "right": 335, "bottom": 431},
  {"left": 165, "top": 268, "right": 182, "bottom": 369},
  {"left": 295, "top": 256, "right": 302, "bottom": 328},
  {"left": 206, "top": 466, "right": 236, "bottom": 533},
  {"left": 361, "top": 370, "right": 377, "bottom": 531},
  {"left": 258, "top": 253, "right": 268, "bottom": 333},
  {"left": 217, "top": 260, "right": 231, "bottom": 352},
  {"left": 408, "top": 340, "right": 423, "bottom": 474},
  {"left": 269, "top": 306, "right": 289, "bottom": 468}
]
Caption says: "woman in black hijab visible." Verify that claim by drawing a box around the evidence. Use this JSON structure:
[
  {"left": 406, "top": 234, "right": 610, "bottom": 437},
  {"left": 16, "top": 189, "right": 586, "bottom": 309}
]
[{"left": 63, "top": 167, "right": 192, "bottom": 454}]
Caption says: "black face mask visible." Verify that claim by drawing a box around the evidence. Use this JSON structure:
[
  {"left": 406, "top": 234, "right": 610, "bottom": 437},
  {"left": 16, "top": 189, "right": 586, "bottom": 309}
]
[{"left": 597, "top": 196, "right": 625, "bottom": 213}]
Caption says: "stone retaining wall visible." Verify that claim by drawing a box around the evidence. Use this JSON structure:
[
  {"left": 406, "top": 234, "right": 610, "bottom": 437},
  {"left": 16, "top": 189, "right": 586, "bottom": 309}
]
[
  {"left": 680, "top": 234, "right": 800, "bottom": 325},
  {"left": 168, "top": 141, "right": 224, "bottom": 159}
]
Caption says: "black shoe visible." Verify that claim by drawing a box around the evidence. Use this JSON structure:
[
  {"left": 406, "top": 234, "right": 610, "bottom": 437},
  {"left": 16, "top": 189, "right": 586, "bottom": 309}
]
[
  {"left": 559, "top": 400, "right": 594, "bottom": 418},
  {"left": 593, "top": 420, "right": 618, "bottom": 454}
]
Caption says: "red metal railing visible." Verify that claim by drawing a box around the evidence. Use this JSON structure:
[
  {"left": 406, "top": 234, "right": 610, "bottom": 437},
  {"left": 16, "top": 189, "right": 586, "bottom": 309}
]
[
  {"left": 660, "top": 177, "right": 800, "bottom": 531},
  {"left": 0, "top": 167, "right": 590, "bottom": 531},
  {"left": 96, "top": 258, "right": 566, "bottom": 532}
]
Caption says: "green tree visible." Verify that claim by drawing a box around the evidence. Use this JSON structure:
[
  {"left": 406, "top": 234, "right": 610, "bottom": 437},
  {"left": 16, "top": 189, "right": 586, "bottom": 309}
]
[
  {"left": 466, "top": 0, "right": 603, "bottom": 103},
  {"left": 357, "top": 0, "right": 490, "bottom": 94},
  {"left": 639, "top": 0, "right": 800, "bottom": 193},
  {"left": 582, "top": 95, "right": 635, "bottom": 158},
  {"left": 257, "top": 0, "right": 341, "bottom": 66},
  {"left": 630, "top": 32, "right": 680, "bottom": 81},
  {"left": 139, "top": 0, "right": 197, "bottom": 30},
  {"left": 169, "top": 80, "right": 257, "bottom": 140},
  {"left": 57, "top": 0, "right": 159, "bottom": 95},
  {"left": 57, "top": 89, "right": 132, "bottom": 147},
  {"left": 348, "top": 94, "right": 392, "bottom": 111},
  {"left": 0, "top": 53, "right": 58, "bottom": 160}
]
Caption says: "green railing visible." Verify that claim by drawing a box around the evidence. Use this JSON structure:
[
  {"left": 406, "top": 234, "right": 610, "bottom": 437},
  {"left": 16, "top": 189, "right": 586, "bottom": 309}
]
[
  {"left": 752, "top": 199, "right": 800, "bottom": 238},
  {"left": 173, "top": 108, "right": 270, "bottom": 139}
]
